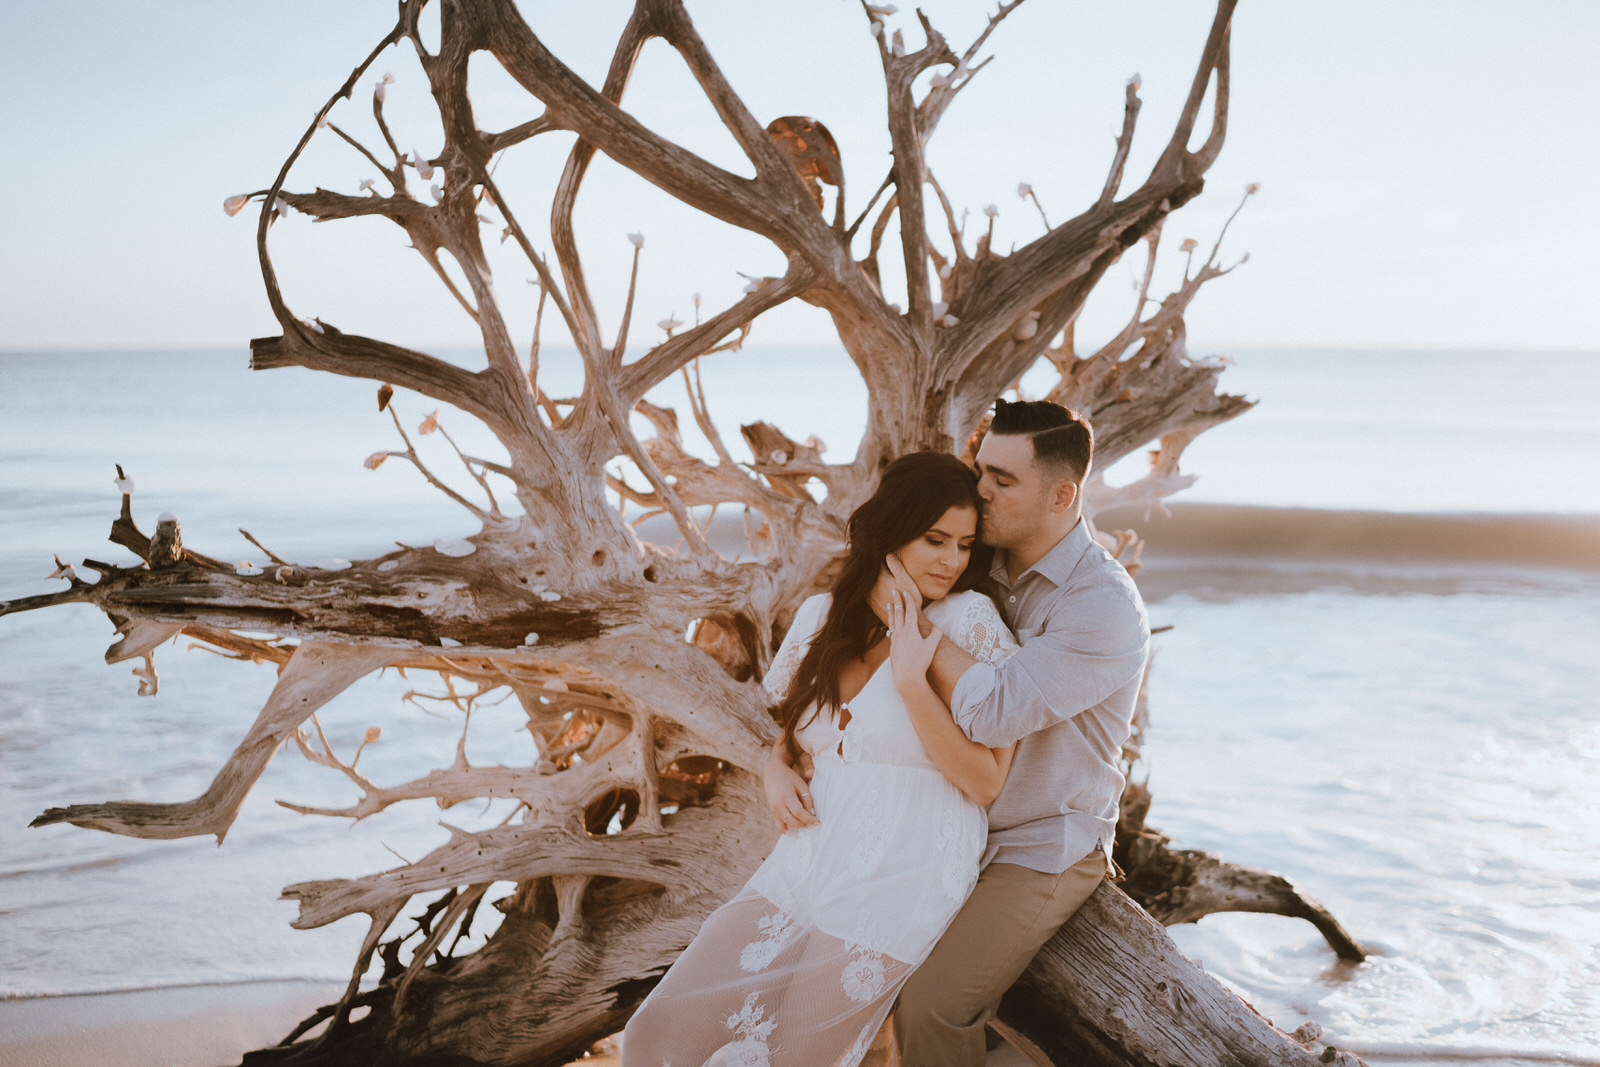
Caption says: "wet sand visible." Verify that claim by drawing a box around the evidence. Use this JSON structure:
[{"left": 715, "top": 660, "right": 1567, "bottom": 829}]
[
  {"left": 0, "top": 983, "right": 1034, "bottom": 1066},
  {"left": 0, "top": 982, "right": 342, "bottom": 1067}
]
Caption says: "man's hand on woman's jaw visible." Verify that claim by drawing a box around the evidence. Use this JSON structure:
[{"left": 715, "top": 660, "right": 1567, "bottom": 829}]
[{"left": 764, "top": 743, "right": 818, "bottom": 832}]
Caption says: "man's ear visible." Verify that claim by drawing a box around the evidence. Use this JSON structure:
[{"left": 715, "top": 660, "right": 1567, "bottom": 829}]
[{"left": 1051, "top": 477, "right": 1079, "bottom": 514}]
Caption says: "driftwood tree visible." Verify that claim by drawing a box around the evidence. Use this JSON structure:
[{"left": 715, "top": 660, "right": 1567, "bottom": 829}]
[{"left": 9, "top": 1, "right": 1372, "bottom": 1064}]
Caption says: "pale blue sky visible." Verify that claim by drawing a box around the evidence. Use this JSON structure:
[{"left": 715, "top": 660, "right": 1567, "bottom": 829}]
[{"left": 2, "top": 1, "right": 1596, "bottom": 353}]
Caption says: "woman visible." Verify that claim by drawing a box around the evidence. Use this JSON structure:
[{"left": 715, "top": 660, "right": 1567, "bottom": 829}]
[{"left": 623, "top": 451, "right": 1018, "bottom": 1066}]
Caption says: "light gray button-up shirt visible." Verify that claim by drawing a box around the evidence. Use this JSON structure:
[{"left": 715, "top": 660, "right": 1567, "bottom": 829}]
[{"left": 951, "top": 518, "right": 1150, "bottom": 874}]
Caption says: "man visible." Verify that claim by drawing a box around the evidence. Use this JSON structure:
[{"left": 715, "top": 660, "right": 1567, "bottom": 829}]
[{"left": 765, "top": 398, "right": 1150, "bottom": 1065}]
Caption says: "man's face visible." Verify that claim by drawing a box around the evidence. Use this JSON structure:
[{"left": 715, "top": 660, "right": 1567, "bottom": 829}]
[{"left": 974, "top": 432, "right": 1054, "bottom": 550}]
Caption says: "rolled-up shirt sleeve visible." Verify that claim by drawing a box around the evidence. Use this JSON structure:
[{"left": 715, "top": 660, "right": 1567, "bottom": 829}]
[{"left": 952, "top": 583, "right": 1149, "bottom": 748}]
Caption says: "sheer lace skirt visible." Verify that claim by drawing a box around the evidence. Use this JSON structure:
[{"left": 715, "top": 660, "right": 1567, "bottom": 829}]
[
  {"left": 623, "top": 892, "right": 911, "bottom": 1066},
  {"left": 622, "top": 760, "right": 985, "bottom": 1067}
]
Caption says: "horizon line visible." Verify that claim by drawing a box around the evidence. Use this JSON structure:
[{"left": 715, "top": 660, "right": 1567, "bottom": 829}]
[{"left": 4, "top": 342, "right": 1599, "bottom": 358}]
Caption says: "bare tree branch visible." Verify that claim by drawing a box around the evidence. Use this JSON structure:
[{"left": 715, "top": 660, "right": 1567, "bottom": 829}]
[
  {"left": 1097, "top": 78, "right": 1145, "bottom": 212},
  {"left": 1150, "top": 0, "right": 1237, "bottom": 184}
]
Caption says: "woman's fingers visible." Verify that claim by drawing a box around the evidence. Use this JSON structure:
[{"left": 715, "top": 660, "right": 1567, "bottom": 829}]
[
  {"left": 889, "top": 589, "right": 913, "bottom": 644},
  {"left": 763, "top": 752, "right": 818, "bottom": 833},
  {"left": 773, "top": 796, "right": 817, "bottom": 831},
  {"left": 887, "top": 554, "right": 921, "bottom": 604}
]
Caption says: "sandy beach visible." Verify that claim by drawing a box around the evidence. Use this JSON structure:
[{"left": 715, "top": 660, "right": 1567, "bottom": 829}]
[
  {"left": 0, "top": 982, "right": 344, "bottom": 1067},
  {"left": 0, "top": 982, "right": 1042, "bottom": 1066},
  {"left": 1, "top": 986, "right": 1579, "bottom": 1067}
]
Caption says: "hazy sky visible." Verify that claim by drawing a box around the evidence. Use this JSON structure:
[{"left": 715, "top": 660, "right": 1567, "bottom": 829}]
[{"left": 2, "top": 1, "right": 1596, "bottom": 354}]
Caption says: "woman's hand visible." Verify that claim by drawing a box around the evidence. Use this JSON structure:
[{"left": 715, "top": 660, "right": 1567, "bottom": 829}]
[
  {"left": 870, "top": 552, "right": 924, "bottom": 627},
  {"left": 763, "top": 743, "right": 817, "bottom": 832},
  {"left": 887, "top": 588, "right": 940, "bottom": 688},
  {"left": 885, "top": 589, "right": 1017, "bottom": 806}
]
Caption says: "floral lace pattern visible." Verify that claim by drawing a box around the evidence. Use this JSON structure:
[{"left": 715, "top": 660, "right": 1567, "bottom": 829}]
[
  {"left": 739, "top": 906, "right": 798, "bottom": 973},
  {"left": 626, "top": 891, "right": 915, "bottom": 1067},
  {"left": 839, "top": 948, "right": 887, "bottom": 1003},
  {"left": 948, "top": 593, "right": 1016, "bottom": 666},
  {"left": 840, "top": 914, "right": 889, "bottom": 1003},
  {"left": 846, "top": 799, "right": 889, "bottom": 876},
  {"left": 763, "top": 596, "right": 829, "bottom": 701},
  {"left": 712, "top": 991, "right": 777, "bottom": 1066}
]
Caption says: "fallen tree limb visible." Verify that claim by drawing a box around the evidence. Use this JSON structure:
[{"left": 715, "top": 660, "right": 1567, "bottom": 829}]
[{"left": 1002, "top": 884, "right": 1365, "bottom": 1067}]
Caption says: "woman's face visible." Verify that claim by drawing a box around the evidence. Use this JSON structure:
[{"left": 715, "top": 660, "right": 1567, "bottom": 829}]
[{"left": 895, "top": 505, "right": 979, "bottom": 602}]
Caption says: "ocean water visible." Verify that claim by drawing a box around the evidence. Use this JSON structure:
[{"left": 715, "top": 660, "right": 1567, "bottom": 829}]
[
  {"left": 1, "top": 348, "right": 1598, "bottom": 1064},
  {"left": 1094, "top": 347, "right": 1600, "bottom": 514}
]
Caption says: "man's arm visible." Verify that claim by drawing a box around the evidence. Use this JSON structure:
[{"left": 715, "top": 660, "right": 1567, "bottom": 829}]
[{"left": 951, "top": 582, "right": 1149, "bottom": 748}]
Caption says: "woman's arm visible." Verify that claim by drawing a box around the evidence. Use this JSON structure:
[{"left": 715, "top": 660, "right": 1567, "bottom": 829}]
[
  {"left": 887, "top": 591, "right": 1016, "bottom": 805},
  {"left": 760, "top": 595, "right": 829, "bottom": 831}
]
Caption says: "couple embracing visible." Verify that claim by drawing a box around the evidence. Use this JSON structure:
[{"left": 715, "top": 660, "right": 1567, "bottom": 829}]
[{"left": 625, "top": 399, "right": 1151, "bottom": 1066}]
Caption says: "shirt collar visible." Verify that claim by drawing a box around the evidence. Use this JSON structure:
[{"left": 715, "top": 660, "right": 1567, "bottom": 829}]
[{"left": 989, "top": 517, "right": 1094, "bottom": 590}]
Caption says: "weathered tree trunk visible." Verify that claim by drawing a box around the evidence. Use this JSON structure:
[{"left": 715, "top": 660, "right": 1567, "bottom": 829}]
[
  {"left": 7, "top": 1, "right": 1372, "bottom": 1063},
  {"left": 999, "top": 883, "right": 1363, "bottom": 1067}
]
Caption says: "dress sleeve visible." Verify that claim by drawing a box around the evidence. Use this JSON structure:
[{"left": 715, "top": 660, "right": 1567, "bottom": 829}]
[
  {"left": 763, "top": 594, "right": 830, "bottom": 701},
  {"left": 948, "top": 593, "right": 1018, "bottom": 666}
]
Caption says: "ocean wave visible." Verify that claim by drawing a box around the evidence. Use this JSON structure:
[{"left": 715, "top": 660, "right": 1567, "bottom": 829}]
[
  {"left": 645, "top": 504, "right": 1600, "bottom": 585},
  {"left": 1353, "top": 1043, "right": 1600, "bottom": 1067},
  {"left": 0, "top": 976, "right": 347, "bottom": 1002},
  {"left": 1097, "top": 503, "right": 1600, "bottom": 572}
]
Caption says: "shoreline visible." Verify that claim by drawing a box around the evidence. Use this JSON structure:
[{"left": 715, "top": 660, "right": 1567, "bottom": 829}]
[
  {"left": 0, "top": 982, "right": 629, "bottom": 1067},
  {"left": 0, "top": 982, "right": 1035, "bottom": 1066},
  {"left": 0, "top": 981, "right": 344, "bottom": 1067}
]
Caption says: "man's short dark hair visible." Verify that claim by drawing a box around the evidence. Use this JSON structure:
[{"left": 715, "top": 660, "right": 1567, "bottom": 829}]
[{"left": 989, "top": 398, "right": 1094, "bottom": 484}]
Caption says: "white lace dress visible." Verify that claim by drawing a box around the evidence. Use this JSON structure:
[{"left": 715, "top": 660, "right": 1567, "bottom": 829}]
[{"left": 622, "top": 590, "right": 1017, "bottom": 1067}]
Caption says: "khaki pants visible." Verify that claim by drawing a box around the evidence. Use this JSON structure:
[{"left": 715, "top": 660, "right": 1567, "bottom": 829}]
[{"left": 892, "top": 850, "right": 1109, "bottom": 1066}]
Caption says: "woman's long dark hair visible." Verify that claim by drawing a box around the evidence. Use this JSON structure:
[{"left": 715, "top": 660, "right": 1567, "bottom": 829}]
[{"left": 773, "top": 451, "right": 992, "bottom": 762}]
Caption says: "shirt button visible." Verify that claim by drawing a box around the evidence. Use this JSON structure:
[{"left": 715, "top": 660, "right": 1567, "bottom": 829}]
[{"left": 1008, "top": 596, "right": 1016, "bottom": 602}]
